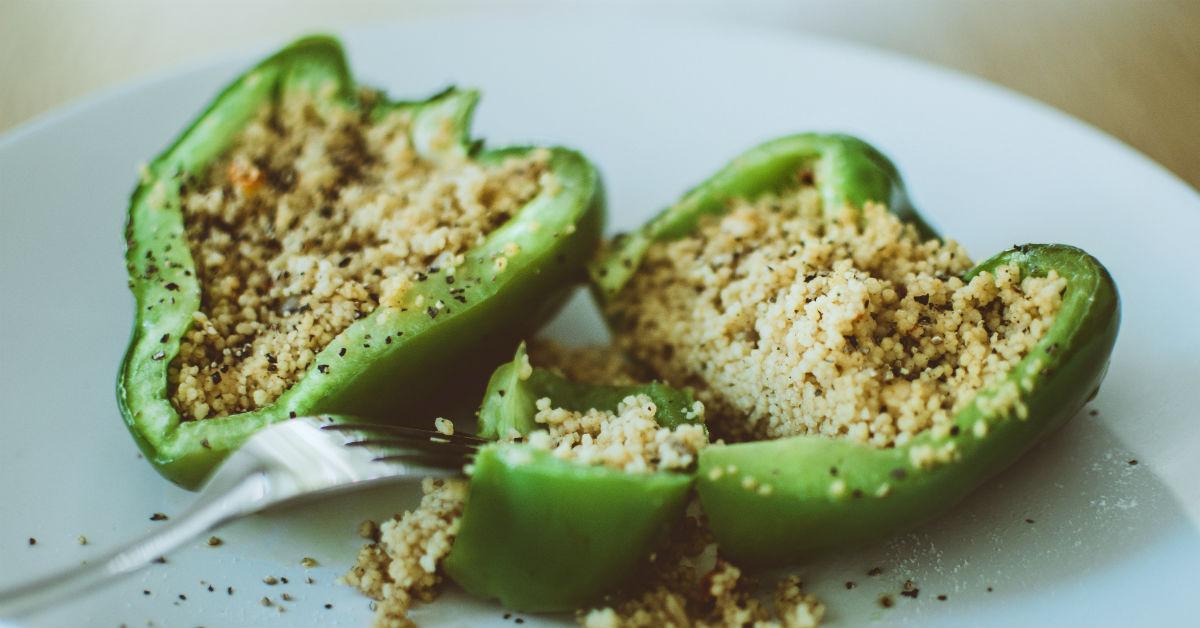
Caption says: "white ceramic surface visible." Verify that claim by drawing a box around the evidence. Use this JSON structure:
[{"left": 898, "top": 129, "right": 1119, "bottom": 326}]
[{"left": 2, "top": 11, "right": 1198, "bottom": 628}]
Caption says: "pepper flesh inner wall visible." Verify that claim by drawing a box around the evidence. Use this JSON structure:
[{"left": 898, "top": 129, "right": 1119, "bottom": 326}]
[
  {"left": 607, "top": 181, "right": 1065, "bottom": 447},
  {"left": 169, "top": 92, "right": 549, "bottom": 420}
]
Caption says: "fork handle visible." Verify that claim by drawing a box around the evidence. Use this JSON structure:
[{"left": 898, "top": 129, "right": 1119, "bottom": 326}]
[{"left": 0, "top": 472, "right": 268, "bottom": 619}]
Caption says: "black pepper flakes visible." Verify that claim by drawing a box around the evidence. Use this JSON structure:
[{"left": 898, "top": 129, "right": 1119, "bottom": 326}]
[
  {"left": 937, "top": 594, "right": 948, "bottom": 601},
  {"left": 28, "top": 537, "right": 36, "bottom": 545},
  {"left": 143, "top": 589, "right": 151, "bottom": 596},
  {"left": 324, "top": 603, "right": 332, "bottom": 609},
  {"left": 338, "top": 347, "right": 346, "bottom": 357},
  {"left": 227, "top": 586, "right": 234, "bottom": 595},
  {"left": 426, "top": 306, "right": 439, "bottom": 319},
  {"left": 1025, "top": 518, "right": 1035, "bottom": 524},
  {"left": 1128, "top": 459, "right": 1138, "bottom": 465},
  {"left": 164, "top": 282, "right": 179, "bottom": 291},
  {"left": 178, "top": 594, "right": 187, "bottom": 601},
  {"left": 150, "top": 513, "right": 169, "bottom": 521},
  {"left": 201, "top": 439, "right": 211, "bottom": 450},
  {"left": 153, "top": 556, "right": 167, "bottom": 564},
  {"left": 867, "top": 567, "right": 883, "bottom": 577},
  {"left": 160, "top": 334, "right": 169, "bottom": 343},
  {"left": 317, "top": 364, "right": 329, "bottom": 374},
  {"left": 844, "top": 581, "right": 856, "bottom": 590}
]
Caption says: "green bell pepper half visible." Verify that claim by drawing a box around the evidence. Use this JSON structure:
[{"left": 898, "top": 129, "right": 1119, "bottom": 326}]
[
  {"left": 443, "top": 345, "right": 702, "bottom": 612},
  {"left": 118, "top": 36, "right": 604, "bottom": 489},
  {"left": 590, "top": 133, "right": 934, "bottom": 299},
  {"left": 592, "top": 133, "right": 1120, "bottom": 567}
]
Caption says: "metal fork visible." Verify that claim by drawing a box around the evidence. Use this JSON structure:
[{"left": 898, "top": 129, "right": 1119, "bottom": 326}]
[{"left": 0, "top": 416, "right": 484, "bottom": 619}]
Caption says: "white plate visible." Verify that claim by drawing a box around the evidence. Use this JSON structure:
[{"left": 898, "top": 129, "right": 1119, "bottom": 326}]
[{"left": 2, "top": 11, "right": 1199, "bottom": 628}]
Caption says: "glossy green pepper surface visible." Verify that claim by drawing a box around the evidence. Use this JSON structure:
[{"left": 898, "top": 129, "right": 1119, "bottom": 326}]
[
  {"left": 593, "top": 134, "right": 1120, "bottom": 567},
  {"left": 443, "top": 345, "right": 701, "bottom": 612},
  {"left": 118, "top": 37, "right": 603, "bottom": 489}
]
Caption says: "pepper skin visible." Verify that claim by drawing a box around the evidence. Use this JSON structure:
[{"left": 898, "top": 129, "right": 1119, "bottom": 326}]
[
  {"left": 443, "top": 345, "right": 702, "bottom": 612},
  {"left": 118, "top": 36, "right": 604, "bottom": 489},
  {"left": 593, "top": 134, "right": 1120, "bottom": 567}
]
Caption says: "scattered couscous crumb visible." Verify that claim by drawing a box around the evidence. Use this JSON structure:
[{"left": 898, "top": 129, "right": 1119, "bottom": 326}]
[
  {"left": 524, "top": 394, "right": 707, "bottom": 473},
  {"left": 169, "top": 91, "right": 551, "bottom": 420},
  {"left": 608, "top": 189, "right": 1064, "bottom": 446},
  {"left": 301, "top": 556, "right": 319, "bottom": 568},
  {"left": 433, "top": 417, "right": 455, "bottom": 437},
  {"left": 358, "top": 519, "right": 381, "bottom": 541},
  {"left": 580, "top": 514, "right": 824, "bottom": 628},
  {"left": 77, "top": 535, "right": 88, "bottom": 546},
  {"left": 206, "top": 536, "right": 223, "bottom": 547},
  {"left": 343, "top": 478, "right": 468, "bottom": 628}
]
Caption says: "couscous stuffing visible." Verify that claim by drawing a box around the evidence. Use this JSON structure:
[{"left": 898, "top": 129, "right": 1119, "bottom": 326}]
[
  {"left": 524, "top": 394, "right": 708, "bottom": 473},
  {"left": 607, "top": 188, "right": 1064, "bottom": 446},
  {"left": 169, "top": 91, "right": 551, "bottom": 420}
]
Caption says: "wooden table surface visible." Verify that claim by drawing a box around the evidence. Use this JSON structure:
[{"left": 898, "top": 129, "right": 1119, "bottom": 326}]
[{"left": 2, "top": 0, "right": 1197, "bottom": 190}]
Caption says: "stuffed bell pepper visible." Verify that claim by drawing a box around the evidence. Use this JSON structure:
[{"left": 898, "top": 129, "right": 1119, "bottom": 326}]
[{"left": 118, "top": 36, "right": 603, "bottom": 488}]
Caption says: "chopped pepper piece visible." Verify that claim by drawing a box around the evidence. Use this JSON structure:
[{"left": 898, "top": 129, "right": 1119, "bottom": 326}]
[
  {"left": 593, "top": 134, "right": 1120, "bottom": 566},
  {"left": 443, "top": 345, "right": 702, "bottom": 612},
  {"left": 118, "top": 36, "right": 603, "bottom": 488}
]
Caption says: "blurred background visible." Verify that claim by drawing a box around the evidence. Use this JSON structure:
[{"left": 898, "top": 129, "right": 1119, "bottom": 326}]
[{"left": 2, "top": 0, "right": 1197, "bottom": 189}]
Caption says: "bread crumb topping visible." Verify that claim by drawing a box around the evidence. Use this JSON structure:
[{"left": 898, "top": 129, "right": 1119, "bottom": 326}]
[
  {"left": 608, "top": 186, "right": 1064, "bottom": 446},
  {"left": 169, "top": 92, "right": 549, "bottom": 420}
]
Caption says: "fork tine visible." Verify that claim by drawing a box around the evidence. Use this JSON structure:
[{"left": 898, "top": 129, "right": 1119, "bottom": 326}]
[
  {"left": 321, "top": 422, "right": 488, "bottom": 446},
  {"left": 343, "top": 439, "right": 477, "bottom": 458},
  {"left": 370, "top": 451, "right": 472, "bottom": 469}
]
